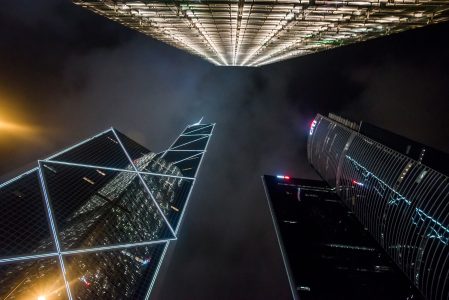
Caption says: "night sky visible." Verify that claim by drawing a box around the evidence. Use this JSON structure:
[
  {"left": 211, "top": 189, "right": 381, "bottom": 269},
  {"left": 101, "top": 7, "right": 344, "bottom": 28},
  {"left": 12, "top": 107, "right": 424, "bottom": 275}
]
[{"left": 1, "top": 1, "right": 449, "bottom": 299}]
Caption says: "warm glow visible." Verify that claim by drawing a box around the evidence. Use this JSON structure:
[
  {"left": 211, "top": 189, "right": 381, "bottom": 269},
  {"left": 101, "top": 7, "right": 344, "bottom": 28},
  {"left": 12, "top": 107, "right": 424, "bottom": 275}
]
[
  {"left": 0, "top": 97, "right": 40, "bottom": 142},
  {"left": 37, "top": 296, "right": 46, "bottom": 300},
  {"left": 0, "top": 119, "right": 34, "bottom": 133}
]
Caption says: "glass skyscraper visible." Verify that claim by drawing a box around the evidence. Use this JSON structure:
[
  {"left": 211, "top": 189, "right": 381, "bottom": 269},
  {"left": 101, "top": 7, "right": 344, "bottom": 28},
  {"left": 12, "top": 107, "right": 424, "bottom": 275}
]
[
  {"left": 0, "top": 122, "right": 214, "bottom": 300},
  {"left": 307, "top": 113, "right": 449, "bottom": 300},
  {"left": 263, "top": 175, "right": 423, "bottom": 299},
  {"left": 73, "top": 0, "right": 449, "bottom": 66}
]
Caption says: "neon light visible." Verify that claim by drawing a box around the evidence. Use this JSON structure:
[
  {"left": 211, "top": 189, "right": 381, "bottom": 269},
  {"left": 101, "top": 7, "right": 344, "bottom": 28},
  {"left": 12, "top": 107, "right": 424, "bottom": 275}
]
[
  {"left": 346, "top": 156, "right": 410, "bottom": 206},
  {"left": 346, "top": 155, "right": 448, "bottom": 245},
  {"left": 373, "top": 186, "right": 384, "bottom": 197},
  {"left": 388, "top": 195, "right": 411, "bottom": 206},
  {"left": 310, "top": 120, "right": 317, "bottom": 135},
  {"left": 413, "top": 208, "right": 449, "bottom": 245}
]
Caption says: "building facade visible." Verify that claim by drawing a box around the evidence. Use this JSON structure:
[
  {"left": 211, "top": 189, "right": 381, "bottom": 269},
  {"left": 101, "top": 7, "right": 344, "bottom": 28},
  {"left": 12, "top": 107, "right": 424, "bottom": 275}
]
[
  {"left": 308, "top": 113, "right": 449, "bottom": 300},
  {"left": 0, "top": 122, "right": 214, "bottom": 299},
  {"left": 263, "top": 175, "right": 423, "bottom": 299},
  {"left": 73, "top": 0, "right": 449, "bottom": 66}
]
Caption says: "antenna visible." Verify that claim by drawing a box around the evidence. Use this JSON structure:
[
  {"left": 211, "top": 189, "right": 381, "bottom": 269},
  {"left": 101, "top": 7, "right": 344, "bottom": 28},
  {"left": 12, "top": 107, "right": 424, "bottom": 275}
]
[{"left": 194, "top": 117, "right": 204, "bottom": 125}]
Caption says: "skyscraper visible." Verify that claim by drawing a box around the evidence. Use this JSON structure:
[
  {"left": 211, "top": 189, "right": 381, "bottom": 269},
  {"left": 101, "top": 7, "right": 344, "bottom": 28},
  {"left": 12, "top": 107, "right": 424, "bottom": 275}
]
[
  {"left": 0, "top": 121, "right": 214, "bottom": 300},
  {"left": 307, "top": 113, "right": 448, "bottom": 300},
  {"left": 263, "top": 175, "right": 423, "bottom": 299},
  {"left": 73, "top": 0, "right": 449, "bottom": 66}
]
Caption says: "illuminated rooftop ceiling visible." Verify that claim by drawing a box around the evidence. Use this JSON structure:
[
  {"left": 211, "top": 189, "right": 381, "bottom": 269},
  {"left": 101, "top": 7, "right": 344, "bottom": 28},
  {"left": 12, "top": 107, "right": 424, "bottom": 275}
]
[{"left": 74, "top": 0, "right": 449, "bottom": 66}]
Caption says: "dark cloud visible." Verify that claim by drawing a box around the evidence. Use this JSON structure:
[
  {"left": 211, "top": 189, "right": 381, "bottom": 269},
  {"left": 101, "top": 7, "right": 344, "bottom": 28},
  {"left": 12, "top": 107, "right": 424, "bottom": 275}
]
[{"left": 0, "top": 1, "right": 448, "bottom": 299}]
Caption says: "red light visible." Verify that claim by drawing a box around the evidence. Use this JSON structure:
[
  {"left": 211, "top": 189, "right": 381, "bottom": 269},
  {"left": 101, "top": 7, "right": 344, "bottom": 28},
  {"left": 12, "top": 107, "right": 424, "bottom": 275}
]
[
  {"left": 352, "top": 180, "right": 364, "bottom": 187},
  {"left": 284, "top": 176, "right": 290, "bottom": 180}
]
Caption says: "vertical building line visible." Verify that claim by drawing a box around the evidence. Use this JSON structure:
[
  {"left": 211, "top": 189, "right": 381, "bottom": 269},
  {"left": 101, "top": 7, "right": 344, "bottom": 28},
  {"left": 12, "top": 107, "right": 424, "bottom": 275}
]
[
  {"left": 261, "top": 176, "right": 299, "bottom": 300},
  {"left": 37, "top": 161, "right": 73, "bottom": 300},
  {"left": 111, "top": 129, "right": 177, "bottom": 239},
  {"left": 174, "top": 123, "right": 215, "bottom": 234}
]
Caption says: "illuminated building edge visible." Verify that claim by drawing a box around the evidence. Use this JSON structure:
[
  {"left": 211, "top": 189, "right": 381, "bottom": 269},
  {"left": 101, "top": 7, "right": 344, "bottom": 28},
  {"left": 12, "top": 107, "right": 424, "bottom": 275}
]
[
  {"left": 308, "top": 113, "right": 449, "bottom": 300},
  {"left": 0, "top": 122, "right": 214, "bottom": 299}
]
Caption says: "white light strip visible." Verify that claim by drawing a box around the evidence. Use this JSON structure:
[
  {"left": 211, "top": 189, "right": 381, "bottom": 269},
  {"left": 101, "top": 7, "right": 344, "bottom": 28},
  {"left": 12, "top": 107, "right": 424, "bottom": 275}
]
[
  {"left": 0, "top": 167, "right": 39, "bottom": 189},
  {"left": 42, "top": 160, "right": 195, "bottom": 180},
  {"left": 45, "top": 128, "right": 113, "bottom": 160},
  {"left": 43, "top": 160, "right": 133, "bottom": 172},
  {"left": 165, "top": 149, "right": 205, "bottom": 152},
  {"left": 37, "top": 162, "right": 73, "bottom": 300},
  {"left": 170, "top": 136, "right": 208, "bottom": 150},
  {"left": 137, "top": 170, "right": 194, "bottom": 181},
  {"left": 174, "top": 123, "right": 215, "bottom": 234},
  {"left": 183, "top": 124, "right": 213, "bottom": 135},
  {"left": 60, "top": 238, "right": 175, "bottom": 256},
  {"left": 171, "top": 153, "right": 203, "bottom": 165},
  {"left": 161, "top": 124, "right": 190, "bottom": 159},
  {"left": 112, "top": 129, "right": 177, "bottom": 238},
  {"left": 180, "top": 133, "right": 211, "bottom": 137},
  {"left": 0, "top": 252, "right": 59, "bottom": 264},
  {"left": 144, "top": 242, "right": 170, "bottom": 300}
]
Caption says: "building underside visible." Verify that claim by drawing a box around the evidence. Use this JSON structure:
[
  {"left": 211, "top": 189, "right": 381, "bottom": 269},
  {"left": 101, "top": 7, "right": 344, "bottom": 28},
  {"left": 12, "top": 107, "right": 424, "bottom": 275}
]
[{"left": 74, "top": 0, "right": 449, "bottom": 66}]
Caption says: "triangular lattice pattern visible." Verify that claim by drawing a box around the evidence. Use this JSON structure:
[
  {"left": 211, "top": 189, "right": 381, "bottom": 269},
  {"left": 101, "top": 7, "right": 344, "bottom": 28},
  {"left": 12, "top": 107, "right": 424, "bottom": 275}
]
[{"left": 0, "top": 122, "right": 214, "bottom": 300}]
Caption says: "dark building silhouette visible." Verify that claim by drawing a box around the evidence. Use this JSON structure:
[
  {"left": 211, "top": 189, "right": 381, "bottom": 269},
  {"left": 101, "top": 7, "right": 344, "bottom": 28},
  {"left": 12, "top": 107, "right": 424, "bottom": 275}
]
[
  {"left": 0, "top": 122, "right": 214, "bottom": 300},
  {"left": 263, "top": 175, "right": 423, "bottom": 299},
  {"left": 265, "top": 113, "right": 449, "bottom": 300}
]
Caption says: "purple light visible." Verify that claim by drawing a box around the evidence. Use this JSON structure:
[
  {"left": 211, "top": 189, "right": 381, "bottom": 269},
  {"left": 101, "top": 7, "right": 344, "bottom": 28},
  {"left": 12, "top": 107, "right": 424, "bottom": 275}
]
[{"left": 309, "top": 120, "right": 317, "bottom": 135}]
